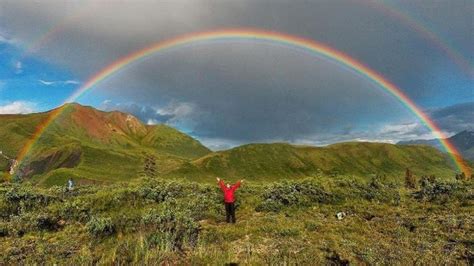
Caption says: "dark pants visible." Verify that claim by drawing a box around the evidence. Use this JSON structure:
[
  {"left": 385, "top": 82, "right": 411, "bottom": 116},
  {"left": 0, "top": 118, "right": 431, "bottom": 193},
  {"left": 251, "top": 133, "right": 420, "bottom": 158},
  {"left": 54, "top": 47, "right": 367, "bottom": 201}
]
[{"left": 224, "top": 202, "right": 236, "bottom": 223}]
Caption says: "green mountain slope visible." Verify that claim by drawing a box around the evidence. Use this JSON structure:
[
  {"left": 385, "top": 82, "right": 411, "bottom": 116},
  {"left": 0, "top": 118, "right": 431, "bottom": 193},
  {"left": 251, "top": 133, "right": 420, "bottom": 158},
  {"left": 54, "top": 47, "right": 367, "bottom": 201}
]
[
  {"left": 0, "top": 103, "right": 211, "bottom": 184},
  {"left": 173, "top": 142, "right": 463, "bottom": 180}
]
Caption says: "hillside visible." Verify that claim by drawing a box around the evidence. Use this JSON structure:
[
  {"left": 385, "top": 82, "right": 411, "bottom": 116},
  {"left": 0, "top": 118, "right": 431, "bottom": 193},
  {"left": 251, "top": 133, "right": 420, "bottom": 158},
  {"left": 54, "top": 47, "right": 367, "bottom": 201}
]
[
  {"left": 0, "top": 103, "right": 211, "bottom": 184},
  {"left": 174, "top": 142, "right": 462, "bottom": 180},
  {"left": 398, "top": 130, "right": 474, "bottom": 161}
]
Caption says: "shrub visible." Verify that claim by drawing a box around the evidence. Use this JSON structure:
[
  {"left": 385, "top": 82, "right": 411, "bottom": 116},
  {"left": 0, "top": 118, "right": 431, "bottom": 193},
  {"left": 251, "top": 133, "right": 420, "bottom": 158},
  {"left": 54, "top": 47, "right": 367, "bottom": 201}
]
[
  {"left": 354, "top": 177, "right": 400, "bottom": 205},
  {"left": 413, "top": 177, "right": 465, "bottom": 203},
  {"left": 304, "top": 221, "right": 319, "bottom": 232},
  {"left": 142, "top": 208, "right": 199, "bottom": 251},
  {"left": 86, "top": 216, "right": 115, "bottom": 237},
  {"left": 4, "top": 185, "right": 58, "bottom": 214},
  {"left": 138, "top": 180, "right": 184, "bottom": 203},
  {"left": 255, "top": 179, "right": 336, "bottom": 212},
  {"left": 35, "top": 213, "right": 60, "bottom": 231},
  {"left": 405, "top": 169, "right": 416, "bottom": 189},
  {"left": 0, "top": 222, "right": 8, "bottom": 237}
]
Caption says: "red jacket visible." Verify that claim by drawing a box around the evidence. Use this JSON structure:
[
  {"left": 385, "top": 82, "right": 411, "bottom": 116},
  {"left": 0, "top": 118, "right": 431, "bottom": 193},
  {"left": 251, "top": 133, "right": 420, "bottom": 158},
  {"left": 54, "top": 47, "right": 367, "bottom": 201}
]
[{"left": 219, "top": 180, "right": 241, "bottom": 203}]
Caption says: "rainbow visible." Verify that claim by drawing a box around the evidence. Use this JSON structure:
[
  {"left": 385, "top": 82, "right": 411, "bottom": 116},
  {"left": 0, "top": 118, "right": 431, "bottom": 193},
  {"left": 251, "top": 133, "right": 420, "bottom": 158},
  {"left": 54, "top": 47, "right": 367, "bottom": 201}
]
[
  {"left": 15, "top": 28, "right": 470, "bottom": 176},
  {"left": 17, "top": 1, "right": 473, "bottom": 78},
  {"left": 19, "top": 4, "right": 91, "bottom": 59},
  {"left": 367, "top": 0, "right": 473, "bottom": 77}
]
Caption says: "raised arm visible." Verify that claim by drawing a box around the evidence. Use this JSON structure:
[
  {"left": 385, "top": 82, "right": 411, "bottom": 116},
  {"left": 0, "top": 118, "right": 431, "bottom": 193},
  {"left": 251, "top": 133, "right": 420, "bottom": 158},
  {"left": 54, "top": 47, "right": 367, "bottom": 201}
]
[
  {"left": 217, "top": 177, "right": 225, "bottom": 191},
  {"left": 233, "top": 180, "right": 243, "bottom": 190}
]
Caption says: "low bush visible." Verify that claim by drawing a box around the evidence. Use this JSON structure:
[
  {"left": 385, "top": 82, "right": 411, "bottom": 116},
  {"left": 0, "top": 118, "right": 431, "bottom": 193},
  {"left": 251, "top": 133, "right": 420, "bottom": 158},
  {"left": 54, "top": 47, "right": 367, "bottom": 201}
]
[
  {"left": 255, "top": 178, "right": 337, "bottom": 212},
  {"left": 138, "top": 180, "right": 185, "bottom": 203},
  {"left": 142, "top": 207, "right": 199, "bottom": 251},
  {"left": 35, "top": 213, "right": 61, "bottom": 231},
  {"left": 86, "top": 216, "right": 115, "bottom": 237},
  {"left": 3, "top": 185, "right": 59, "bottom": 215},
  {"left": 413, "top": 177, "right": 470, "bottom": 203},
  {"left": 355, "top": 178, "right": 401, "bottom": 205}
]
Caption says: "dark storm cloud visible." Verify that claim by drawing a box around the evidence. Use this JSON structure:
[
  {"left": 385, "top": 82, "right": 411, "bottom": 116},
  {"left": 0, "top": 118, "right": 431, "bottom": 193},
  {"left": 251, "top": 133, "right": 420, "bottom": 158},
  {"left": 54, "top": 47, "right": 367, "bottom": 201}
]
[
  {"left": 1, "top": 0, "right": 472, "bottom": 146},
  {"left": 94, "top": 43, "right": 410, "bottom": 142},
  {"left": 429, "top": 102, "right": 474, "bottom": 133},
  {"left": 2, "top": 0, "right": 472, "bottom": 82}
]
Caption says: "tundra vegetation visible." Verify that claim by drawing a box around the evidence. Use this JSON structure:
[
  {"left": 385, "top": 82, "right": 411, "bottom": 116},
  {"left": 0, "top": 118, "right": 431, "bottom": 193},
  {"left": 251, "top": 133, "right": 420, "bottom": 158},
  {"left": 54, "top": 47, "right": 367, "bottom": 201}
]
[{"left": 0, "top": 173, "right": 472, "bottom": 264}]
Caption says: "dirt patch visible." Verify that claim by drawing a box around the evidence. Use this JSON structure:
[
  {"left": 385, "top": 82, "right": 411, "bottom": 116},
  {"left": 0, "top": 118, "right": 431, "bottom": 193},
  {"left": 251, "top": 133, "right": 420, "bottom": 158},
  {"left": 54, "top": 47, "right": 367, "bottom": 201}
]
[{"left": 22, "top": 148, "right": 82, "bottom": 178}]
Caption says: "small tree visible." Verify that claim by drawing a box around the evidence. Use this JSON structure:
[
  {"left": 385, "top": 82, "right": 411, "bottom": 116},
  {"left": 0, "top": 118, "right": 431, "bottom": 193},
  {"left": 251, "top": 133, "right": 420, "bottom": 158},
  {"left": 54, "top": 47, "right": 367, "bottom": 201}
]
[
  {"left": 455, "top": 172, "right": 467, "bottom": 181},
  {"left": 405, "top": 168, "right": 416, "bottom": 189},
  {"left": 142, "top": 153, "right": 157, "bottom": 178}
]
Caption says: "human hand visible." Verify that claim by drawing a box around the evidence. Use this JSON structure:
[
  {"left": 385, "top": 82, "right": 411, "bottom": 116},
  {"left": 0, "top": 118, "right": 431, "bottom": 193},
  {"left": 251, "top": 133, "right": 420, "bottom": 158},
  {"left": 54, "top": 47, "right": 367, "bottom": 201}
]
[{"left": 216, "top": 177, "right": 220, "bottom": 182}]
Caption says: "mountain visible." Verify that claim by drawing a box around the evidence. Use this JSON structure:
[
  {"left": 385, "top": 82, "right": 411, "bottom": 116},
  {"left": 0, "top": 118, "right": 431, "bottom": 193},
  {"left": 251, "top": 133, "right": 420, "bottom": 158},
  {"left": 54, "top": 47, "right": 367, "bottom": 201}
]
[
  {"left": 0, "top": 103, "right": 210, "bottom": 184},
  {"left": 0, "top": 103, "right": 468, "bottom": 186},
  {"left": 398, "top": 130, "right": 474, "bottom": 161}
]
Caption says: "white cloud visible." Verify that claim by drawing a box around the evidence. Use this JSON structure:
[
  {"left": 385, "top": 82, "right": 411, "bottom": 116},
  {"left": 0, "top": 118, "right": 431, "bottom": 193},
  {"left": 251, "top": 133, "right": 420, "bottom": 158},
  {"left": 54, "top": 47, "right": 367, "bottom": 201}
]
[
  {"left": 0, "top": 101, "right": 35, "bottom": 114},
  {"left": 65, "top": 80, "right": 80, "bottom": 85},
  {"left": 198, "top": 137, "right": 243, "bottom": 151},
  {"left": 0, "top": 31, "right": 19, "bottom": 45},
  {"left": 38, "top": 79, "right": 80, "bottom": 86},
  {"left": 147, "top": 119, "right": 158, "bottom": 125},
  {"left": 156, "top": 102, "right": 195, "bottom": 122},
  {"left": 38, "top": 79, "right": 55, "bottom": 85},
  {"left": 14, "top": 61, "right": 23, "bottom": 74}
]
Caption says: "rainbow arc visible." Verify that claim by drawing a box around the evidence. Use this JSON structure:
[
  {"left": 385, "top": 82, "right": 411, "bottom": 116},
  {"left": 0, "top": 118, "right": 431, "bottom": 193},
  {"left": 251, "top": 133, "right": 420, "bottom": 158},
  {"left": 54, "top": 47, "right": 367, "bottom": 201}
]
[{"left": 15, "top": 29, "right": 470, "bottom": 176}]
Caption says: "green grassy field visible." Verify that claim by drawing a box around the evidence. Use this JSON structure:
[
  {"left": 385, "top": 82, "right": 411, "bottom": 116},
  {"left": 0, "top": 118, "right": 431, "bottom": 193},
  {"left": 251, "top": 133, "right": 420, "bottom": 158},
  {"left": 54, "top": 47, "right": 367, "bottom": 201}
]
[{"left": 0, "top": 174, "right": 472, "bottom": 264}]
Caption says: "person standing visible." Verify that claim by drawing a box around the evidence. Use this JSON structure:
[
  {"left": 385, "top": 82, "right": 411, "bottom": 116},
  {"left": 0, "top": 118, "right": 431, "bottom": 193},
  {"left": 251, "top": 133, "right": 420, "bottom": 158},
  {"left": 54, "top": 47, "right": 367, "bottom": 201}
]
[
  {"left": 67, "top": 178, "right": 74, "bottom": 191},
  {"left": 217, "top": 177, "right": 243, "bottom": 223}
]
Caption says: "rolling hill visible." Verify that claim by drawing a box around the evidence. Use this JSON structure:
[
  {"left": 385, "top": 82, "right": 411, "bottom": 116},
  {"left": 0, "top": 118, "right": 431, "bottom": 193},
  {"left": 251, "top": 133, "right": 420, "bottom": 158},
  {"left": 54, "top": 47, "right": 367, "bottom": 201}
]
[
  {"left": 0, "top": 103, "right": 469, "bottom": 185},
  {"left": 172, "top": 142, "right": 461, "bottom": 180}
]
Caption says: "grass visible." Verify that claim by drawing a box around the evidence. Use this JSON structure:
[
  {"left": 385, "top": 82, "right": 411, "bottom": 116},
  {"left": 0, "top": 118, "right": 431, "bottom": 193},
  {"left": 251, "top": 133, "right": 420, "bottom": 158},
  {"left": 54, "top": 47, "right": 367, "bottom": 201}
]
[{"left": 0, "top": 174, "right": 472, "bottom": 264}]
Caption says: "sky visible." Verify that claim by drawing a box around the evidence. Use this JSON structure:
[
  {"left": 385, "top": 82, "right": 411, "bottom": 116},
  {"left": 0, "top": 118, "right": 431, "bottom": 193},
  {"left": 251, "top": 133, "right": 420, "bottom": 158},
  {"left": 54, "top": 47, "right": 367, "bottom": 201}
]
[{"left": 0, "top": 0, "right": 472, "bottom": 150}]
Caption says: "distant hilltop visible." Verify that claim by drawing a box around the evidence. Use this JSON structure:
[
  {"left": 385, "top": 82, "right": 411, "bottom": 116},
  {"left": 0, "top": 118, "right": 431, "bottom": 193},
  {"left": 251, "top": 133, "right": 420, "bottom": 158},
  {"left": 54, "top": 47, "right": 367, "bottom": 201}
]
[{"left": 398, "top": 130, "right": 474, "bottom": 161}]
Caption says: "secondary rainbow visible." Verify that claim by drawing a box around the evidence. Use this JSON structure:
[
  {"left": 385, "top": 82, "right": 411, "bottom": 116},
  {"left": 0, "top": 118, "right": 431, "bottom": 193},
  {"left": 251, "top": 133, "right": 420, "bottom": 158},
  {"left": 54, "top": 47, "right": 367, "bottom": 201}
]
[
  {"left": 367, "top": 0, "right": 473, "bottom": 77},
  {"left": 14, "top": 28, "right": 470, "bottom": 175}
]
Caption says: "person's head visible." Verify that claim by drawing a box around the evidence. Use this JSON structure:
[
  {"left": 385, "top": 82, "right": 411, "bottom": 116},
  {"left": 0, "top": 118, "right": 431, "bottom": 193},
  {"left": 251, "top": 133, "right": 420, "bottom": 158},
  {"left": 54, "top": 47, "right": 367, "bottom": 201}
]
[{"left": 226, "top": 183, "right": 231, "bottom": 188}]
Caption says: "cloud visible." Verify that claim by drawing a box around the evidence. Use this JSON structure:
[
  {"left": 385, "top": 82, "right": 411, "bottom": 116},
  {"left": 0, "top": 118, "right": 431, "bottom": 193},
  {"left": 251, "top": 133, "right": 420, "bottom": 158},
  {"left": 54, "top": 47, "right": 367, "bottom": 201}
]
[
  {"left": 198, "top": 137, "right": 245, "bottom": 151},
  {"left": 0, "top": 101, "right": 35, "bottom": 114},
  {"left": 14, "top": 61, "right": 23, "bottom": 74},
  {"left": 429, "top": 102, "right": 474, "bottom": 133},
  {"left": 38, "top": 79, "right": 80, "bottom": 86},
  {"left": 99, "top": 100, "right": 190, "bottom": 127},
  {"left": 1, "top": 1, "right": 471, "bottom": 90},
  {"left": 1, "top": 1, "right": 471, "bottom": 147},
  {"left": 292, "top": 102, "right": 474, "bottom": 145},
  {"left": 0, "top": 29, "right": 19, "bottom": 45},
  {"left": 38, "top": 79, "right": 55, "bottom": 85}
]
